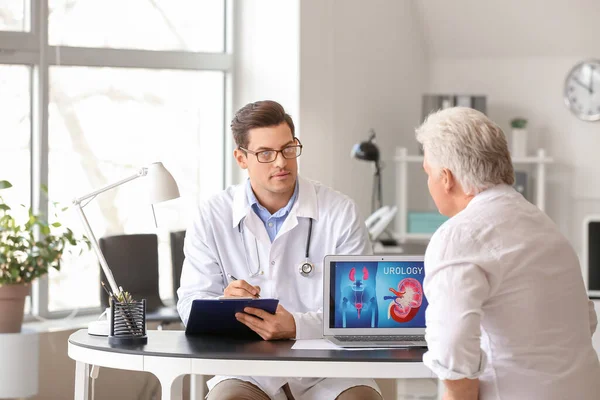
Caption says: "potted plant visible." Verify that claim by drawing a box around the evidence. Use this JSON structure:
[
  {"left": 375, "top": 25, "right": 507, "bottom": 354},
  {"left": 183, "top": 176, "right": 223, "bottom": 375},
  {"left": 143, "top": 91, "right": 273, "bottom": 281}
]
[
  {"left": 0, "top": 180, "right": 89, "bottom": 333},
  {"left": 510, "top": 117, "right": 528, "bottom": 158}
]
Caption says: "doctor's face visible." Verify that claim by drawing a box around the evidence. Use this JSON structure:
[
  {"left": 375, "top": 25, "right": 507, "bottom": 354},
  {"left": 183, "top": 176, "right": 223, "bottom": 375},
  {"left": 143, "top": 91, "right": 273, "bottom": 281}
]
[{"left": 235, "top": 122, "right": 298, "bottom": 200}]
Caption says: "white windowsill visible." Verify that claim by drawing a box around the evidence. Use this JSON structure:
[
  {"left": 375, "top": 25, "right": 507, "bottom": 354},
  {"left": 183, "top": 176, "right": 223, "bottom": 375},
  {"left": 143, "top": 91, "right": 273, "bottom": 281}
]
[
  {"left": 23, "top": 311, "right": 104, "bottom": 333},
  {"left": 22, "top": 297, "right": 177, "bottom": 333}
]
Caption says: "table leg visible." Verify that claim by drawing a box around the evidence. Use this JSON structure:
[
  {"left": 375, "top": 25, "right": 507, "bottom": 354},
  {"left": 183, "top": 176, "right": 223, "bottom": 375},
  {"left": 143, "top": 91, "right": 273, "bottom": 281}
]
[
  {"left": 145, "top": 356, "right": 189, "bottom": 400},
  {"left": 190, "top": 374, "right": 206, "bottom": 399},
  {"left": 437, "top": 379, "right": 444, "bottom": 400},
  {"left": 74, "top": 361, "right": 89, "bottom": 400},
  {"left": 159, "top": 374, "right": 184, "bottom": 400}
]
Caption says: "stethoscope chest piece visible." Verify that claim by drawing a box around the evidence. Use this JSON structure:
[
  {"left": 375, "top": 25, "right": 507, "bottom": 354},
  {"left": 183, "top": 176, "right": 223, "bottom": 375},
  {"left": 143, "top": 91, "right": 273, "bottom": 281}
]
[{"left": 299, "top": 259, "right": 315, "bottom": 277}]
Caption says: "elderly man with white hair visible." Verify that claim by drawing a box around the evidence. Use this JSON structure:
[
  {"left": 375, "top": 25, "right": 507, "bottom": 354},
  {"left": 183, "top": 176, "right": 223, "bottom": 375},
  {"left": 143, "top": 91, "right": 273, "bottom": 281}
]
[{"left": 416, "top": 107, "right": 600, "bottom": 400}]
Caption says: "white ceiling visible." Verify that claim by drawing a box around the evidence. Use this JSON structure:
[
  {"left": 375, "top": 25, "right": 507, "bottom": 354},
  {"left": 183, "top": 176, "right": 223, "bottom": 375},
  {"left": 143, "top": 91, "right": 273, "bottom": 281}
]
[{"left": 415, "top": 0, "right": 600, "bottom": 58}]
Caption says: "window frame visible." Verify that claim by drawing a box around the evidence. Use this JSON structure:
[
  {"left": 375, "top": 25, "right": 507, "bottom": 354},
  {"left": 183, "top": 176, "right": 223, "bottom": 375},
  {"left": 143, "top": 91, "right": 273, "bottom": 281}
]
[{"left": 0, "top": 0, "right": 233, "bottom": 319}]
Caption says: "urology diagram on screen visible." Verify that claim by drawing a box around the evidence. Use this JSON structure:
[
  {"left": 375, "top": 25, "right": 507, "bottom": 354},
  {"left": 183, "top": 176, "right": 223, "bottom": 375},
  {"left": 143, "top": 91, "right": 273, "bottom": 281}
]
[{"left": 334, "top": 262, "right": 427, "bottom": 328}]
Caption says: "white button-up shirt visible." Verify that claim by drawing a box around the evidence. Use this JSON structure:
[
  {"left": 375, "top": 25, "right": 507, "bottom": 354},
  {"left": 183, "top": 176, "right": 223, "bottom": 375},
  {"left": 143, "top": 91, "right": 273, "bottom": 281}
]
[{"left": 423, "top": 184, "right": 600, "bottom": 400}]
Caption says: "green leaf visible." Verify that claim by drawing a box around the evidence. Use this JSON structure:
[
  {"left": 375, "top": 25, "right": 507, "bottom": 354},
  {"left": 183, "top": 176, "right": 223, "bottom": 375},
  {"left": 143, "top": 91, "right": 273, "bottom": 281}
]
[
  {"left": 510, "top": 118, "right": 528, "bottom": 129},
  {"left": 0, "top": 180, "right": 12, "bottom": 190},
  {"left": 40, "top": 225, "right": 50, "bottom": 236},
  {"left": 0, "top": 188, "right": 89, "bottom": 285},
  {"left": 40, "top": 184, "right": 48, "bottom": 194}
]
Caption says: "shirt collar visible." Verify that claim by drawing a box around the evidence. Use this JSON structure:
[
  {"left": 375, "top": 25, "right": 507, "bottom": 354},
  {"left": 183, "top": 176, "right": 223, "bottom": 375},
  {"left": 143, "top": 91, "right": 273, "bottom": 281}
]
[
  {"left": 245, "top": 179, "right": 299, "bottom": 219},
  {"left": 232, "top": 175, "right": 318, "bottom": 228},
  {"left": 467, "top": 184, "right": 516, "bottom": 209}
]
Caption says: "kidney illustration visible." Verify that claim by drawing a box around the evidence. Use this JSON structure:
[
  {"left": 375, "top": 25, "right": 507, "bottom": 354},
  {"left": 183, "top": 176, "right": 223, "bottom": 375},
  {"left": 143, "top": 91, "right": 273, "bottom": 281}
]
[{"left": 384, "top": 277, "right": 423, "bottom": 323}]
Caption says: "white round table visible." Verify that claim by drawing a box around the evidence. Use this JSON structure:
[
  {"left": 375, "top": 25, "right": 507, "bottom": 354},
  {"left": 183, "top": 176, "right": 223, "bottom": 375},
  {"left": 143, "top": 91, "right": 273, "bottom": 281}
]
[{"left": 68, "top": 329, "right": 435, "bottom": 400}]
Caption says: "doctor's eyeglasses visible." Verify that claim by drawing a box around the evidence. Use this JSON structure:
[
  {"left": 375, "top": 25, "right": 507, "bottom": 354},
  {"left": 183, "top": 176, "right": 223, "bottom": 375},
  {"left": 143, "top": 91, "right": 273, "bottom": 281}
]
[{"left": 239, "top": 140, "right": 303, "bottom": 163}]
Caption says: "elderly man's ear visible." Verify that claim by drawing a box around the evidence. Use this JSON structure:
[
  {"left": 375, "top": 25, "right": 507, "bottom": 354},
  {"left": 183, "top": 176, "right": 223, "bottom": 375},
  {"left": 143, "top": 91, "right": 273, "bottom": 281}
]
[{"left": 441, "top": 168, "right": 456, "bottom": 194}]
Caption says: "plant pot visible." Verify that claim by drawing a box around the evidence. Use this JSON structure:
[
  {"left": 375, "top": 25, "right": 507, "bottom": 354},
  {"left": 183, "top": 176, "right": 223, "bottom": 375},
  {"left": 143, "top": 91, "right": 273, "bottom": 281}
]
[
  {"left": 0, "top": 283, "right": 30, "bottom": 333},
  {"left": 511, "top": 128, "right": 528, "bottom": 158}
]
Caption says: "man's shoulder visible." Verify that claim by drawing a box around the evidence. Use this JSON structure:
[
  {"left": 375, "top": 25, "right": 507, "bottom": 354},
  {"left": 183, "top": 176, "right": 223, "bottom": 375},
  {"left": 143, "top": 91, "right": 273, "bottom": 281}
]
[
  {"left": 428, "top": 213, "right": 475, "bottom": 253},
  {"left": 305, "top": 178, "right": 352, "bottom": 201},
  {"left": 308, "top": 179, "right": 358, "bottom": 211},
  {"left": 197, "top": 185, "right": 237, "bottom": 216}
]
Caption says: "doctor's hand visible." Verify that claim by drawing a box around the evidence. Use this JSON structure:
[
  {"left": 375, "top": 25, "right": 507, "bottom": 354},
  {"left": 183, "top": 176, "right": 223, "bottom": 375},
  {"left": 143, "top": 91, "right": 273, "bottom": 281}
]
[
  {"left": 235, "top": 304, "right": 296, "bottom": 340},
  {"left": 224, "top": 279, "right": 261, "bottom": 298}
]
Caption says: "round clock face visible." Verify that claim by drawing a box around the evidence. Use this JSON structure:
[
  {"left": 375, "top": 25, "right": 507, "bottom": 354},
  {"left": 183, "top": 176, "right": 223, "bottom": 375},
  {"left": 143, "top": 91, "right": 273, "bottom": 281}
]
[{"left": 564, "top": 59, "right": 600, "bottom": 121}]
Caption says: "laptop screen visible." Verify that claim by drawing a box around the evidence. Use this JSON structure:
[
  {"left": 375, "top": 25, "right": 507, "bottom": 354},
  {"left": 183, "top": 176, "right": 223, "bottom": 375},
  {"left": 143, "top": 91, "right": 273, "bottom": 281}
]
[{"left": 328, "top": 259, "right": 428, "bottom": 329}]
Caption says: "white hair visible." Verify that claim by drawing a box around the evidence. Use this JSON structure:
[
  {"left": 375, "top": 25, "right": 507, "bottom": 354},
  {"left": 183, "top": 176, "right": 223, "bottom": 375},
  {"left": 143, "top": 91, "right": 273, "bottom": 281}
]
[{"left": 415, "top": 107, "right": 514, "bottom": 195}]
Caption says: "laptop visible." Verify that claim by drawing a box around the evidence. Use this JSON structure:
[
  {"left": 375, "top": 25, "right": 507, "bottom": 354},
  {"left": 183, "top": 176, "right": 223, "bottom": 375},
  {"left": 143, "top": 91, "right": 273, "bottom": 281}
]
[{"left": 323, "top": 255, "right": 428, "bottom": 348}]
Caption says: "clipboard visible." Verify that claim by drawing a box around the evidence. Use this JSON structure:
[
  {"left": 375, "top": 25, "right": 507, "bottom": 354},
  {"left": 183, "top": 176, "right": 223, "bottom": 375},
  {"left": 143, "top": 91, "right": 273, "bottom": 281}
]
[{"left": 185, "top": 298, "right": 279, "bottom": 338}]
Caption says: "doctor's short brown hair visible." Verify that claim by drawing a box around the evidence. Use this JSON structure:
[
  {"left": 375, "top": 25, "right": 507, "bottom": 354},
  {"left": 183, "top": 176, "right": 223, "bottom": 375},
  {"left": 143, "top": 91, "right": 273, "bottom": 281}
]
[{"left": 231, "top": 100, "right": 296, "bottom": 149}]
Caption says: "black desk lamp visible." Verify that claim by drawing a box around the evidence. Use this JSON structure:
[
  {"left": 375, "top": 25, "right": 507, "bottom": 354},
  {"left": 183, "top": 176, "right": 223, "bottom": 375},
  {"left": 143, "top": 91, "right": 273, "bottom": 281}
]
[
  {"left": 351, "top": 129, "right": 383, "bottom": 213},
  {"left": 352, "top": 130, "right": 398, "bottom": 247}
]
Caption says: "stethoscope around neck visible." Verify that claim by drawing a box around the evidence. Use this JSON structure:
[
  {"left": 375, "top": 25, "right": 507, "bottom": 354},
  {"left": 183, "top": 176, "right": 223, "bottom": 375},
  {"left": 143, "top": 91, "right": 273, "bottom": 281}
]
[{"left": 238, "top": 218, "right": 315, "bottom": 278}]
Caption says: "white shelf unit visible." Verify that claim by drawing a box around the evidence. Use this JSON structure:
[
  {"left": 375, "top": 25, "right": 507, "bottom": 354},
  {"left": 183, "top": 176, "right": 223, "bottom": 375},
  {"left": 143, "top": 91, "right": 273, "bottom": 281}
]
[{"left": 393, "top": 147, "right": 554, "bottom": 242}]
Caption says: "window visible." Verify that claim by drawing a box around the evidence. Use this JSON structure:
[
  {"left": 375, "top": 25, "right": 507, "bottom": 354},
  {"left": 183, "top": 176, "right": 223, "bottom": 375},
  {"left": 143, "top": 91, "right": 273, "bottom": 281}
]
[
  {"left": 0, "top": 64, "right": 30, "bottom": 208},
  {"left": 0, "top": 0, "right": 28, "bottom": 32},
  {"left": 48, "top": 67, "right": 224, "bottom": 311},
  {"left": 49, "top": 0, "right": 225, "bottom": 52},
  {"left": 0, "top": 1, "right": 231, "bottom": 317}
]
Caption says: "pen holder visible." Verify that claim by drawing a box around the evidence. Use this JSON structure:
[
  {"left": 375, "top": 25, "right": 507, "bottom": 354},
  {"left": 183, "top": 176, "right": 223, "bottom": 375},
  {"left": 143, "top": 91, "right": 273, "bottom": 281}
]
[{"left": 108, "top": 299, "right": 148, "bottom": 346}]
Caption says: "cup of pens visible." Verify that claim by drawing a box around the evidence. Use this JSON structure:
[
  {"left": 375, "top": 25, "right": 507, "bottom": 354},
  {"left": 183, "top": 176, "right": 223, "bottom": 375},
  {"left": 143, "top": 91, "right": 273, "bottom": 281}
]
[{"left": 102, "top": 282, "right": 148, "bottom": 345}]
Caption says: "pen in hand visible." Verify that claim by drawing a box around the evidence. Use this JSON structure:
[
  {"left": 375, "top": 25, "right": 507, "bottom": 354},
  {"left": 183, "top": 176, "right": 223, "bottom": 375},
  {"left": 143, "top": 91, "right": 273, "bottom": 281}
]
[{"left": 227, "top": 274, "right": 261, "bottom": 298}]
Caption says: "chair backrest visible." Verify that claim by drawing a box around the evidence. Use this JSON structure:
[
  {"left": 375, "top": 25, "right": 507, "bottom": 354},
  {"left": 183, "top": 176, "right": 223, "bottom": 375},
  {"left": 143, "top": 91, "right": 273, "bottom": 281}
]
[
  {"left": 99, "top": 233, "right": 164, "bottom": 311},
  {"left": 170, "top": 230, "right": 186, "bottom": 302}
]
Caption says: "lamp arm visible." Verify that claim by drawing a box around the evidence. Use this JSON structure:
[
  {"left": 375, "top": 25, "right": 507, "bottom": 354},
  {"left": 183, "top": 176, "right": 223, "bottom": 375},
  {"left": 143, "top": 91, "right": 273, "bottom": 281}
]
[
  {"left": 74, "top": 203, "right": 120, "bottom": 296},
  {"left": 72, "top": 168, "right": 148, "bottom": 205},
  {"left": 71, "top": 167, "right": 148, "bottom": 296}
]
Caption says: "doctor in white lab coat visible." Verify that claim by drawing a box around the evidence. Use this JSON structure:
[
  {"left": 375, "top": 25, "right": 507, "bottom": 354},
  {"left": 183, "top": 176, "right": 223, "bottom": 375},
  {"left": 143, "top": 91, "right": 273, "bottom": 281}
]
[{"left": 177, "top": 100, "right": 382, "bottom": 400}]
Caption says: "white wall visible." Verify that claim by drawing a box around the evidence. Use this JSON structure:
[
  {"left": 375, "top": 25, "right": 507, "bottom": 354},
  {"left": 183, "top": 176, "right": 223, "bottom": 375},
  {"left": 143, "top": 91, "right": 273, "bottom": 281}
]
[
  {"left": 416, "top": 0, "right": 600, "bottom": 59},
  {"left": 299, "top": 0, "right": 428, "bottom": 218},
  {"left": 232, "top": 0, "right": 300, "bottom": 184}
]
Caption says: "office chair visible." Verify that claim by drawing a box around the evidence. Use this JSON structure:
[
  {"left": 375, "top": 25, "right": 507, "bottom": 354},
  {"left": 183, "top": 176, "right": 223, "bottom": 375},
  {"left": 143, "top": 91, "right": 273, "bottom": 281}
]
[
  {"left": 99, "top": 233, "right": 181, "bottom": 328},
  {"left": 170, "top": 230, "right": 186, "bottom": 302}
]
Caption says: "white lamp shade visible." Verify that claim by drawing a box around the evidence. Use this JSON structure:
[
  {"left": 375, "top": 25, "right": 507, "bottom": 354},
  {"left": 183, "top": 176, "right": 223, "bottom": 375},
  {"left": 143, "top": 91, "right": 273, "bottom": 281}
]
[{"left": 147, "top": 162, "right": 180, "bottom": 204}]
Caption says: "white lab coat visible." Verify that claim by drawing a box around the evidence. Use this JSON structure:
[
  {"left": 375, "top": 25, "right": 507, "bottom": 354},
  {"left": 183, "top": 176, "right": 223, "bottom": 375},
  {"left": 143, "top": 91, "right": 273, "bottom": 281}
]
[{"left": 177, "top": 176, "right": 380, "bottom": 400}]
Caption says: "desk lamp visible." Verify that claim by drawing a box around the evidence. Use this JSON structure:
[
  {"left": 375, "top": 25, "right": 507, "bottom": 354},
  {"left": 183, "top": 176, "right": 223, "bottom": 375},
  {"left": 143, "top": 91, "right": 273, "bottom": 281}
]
[
  {"left": 351, "top": 131, "right": 398, "bottom": 247},
  {"left": 73, "top": 162, "right": 180, "bottom": 300},
  {"left": 351, "top": 129, "right": 382, "bottom": 213}
]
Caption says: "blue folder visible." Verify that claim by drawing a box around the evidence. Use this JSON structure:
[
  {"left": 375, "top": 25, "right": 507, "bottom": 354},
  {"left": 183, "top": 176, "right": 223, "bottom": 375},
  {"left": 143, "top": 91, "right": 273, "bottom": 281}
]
[{"left": 185, "top": 298, "right": 279, "bottom": 338}]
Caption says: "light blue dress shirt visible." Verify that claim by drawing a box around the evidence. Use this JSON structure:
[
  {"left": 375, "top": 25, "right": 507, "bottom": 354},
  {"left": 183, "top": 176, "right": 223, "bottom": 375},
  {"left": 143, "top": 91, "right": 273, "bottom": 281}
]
[{"left": 246, "top": 179, "right": 299, "bottom": 242}]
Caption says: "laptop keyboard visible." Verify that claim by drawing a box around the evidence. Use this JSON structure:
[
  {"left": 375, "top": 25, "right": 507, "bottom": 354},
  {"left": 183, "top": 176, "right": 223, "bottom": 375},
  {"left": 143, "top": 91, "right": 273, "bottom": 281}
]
[{"left": 334, "top": 335, "right": 425, "bottom": 342}]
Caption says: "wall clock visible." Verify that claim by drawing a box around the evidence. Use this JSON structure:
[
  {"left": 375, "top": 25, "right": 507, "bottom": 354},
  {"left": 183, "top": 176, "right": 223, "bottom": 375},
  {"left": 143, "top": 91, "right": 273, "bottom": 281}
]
[{"left": 564, "top": 59, "right": 600, "bottom": 122}]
